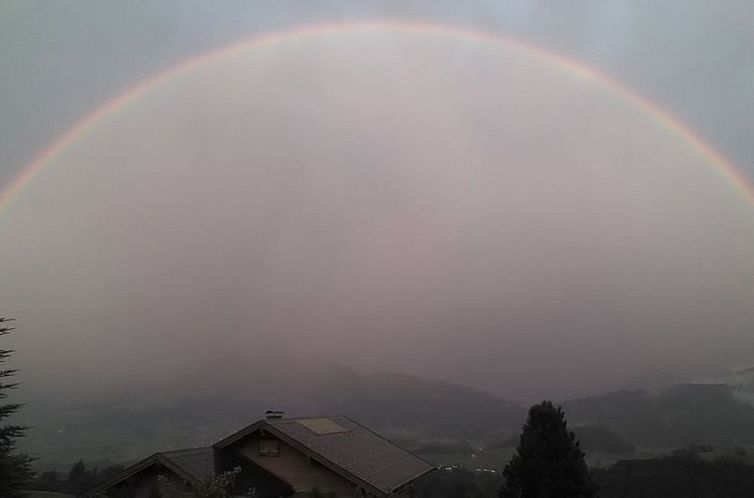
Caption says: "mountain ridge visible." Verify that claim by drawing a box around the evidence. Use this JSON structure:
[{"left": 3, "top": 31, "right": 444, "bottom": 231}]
[{"left": 17, "top": 358, "right": 754, "bottom": 468}]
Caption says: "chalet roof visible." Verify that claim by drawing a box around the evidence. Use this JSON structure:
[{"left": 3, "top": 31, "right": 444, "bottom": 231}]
[
  {"left": 161, "top": 447, "right": 216, "bottom": 482},
  {"left": 214, "top": 415, "right": 435, "bottom": 495},
  {"left": 82, "top": 446, "right": 214, "bottom": 496}
]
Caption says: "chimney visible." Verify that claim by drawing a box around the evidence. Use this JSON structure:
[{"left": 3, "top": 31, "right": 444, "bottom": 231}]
[{"left": 265, "top": 410, "right": 285, "bottom": 420}]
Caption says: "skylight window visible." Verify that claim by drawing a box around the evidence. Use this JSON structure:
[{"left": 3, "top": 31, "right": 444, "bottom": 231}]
[{"left": 297, "top": 418, "right": 350, "bottom": 435}]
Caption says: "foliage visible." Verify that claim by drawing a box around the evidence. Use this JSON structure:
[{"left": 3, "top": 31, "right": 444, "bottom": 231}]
[
  {"left": 0, "top": 317, "right": 34, "bottom": 497},
  {"left": 500, "top": 401, "right": 597, "bottom": 498},
  {"left": 30, "top": 459, "right": 124, "bottom": 494},
  {"left": 158, "top": 466, "right": 258, "bottom": 497},
  {"left": 593, "top": 454, "right": 754, "bottom": 498}
]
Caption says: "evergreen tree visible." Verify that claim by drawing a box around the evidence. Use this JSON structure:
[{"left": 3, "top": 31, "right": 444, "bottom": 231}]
[
  {"left": 68, "top": 459, "right": 90, "bottom": 493},
  {"left": 0, "top": 317, "right": 34, "bottom": 497},
  {"left": 501, "top": 401, "right": 596, "bottom": 498}
]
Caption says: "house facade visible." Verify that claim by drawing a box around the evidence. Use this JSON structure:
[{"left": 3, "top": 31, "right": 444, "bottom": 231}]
[{"left": 84, "top": 415, "right": 434, "bottom": 497}]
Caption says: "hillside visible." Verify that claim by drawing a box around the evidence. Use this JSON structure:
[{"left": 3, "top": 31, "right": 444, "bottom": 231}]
[
  {"left": 562, "top": 383, "right": 754, "bottom": 448},
  {"left": 17, "top": 359, "right": 754, "bottom": 469},
  {"left": 594, "top": 454, "right": 754, "bottom": 498},
  {"left": 18, "top": 360, "right": 524, "bottom": 467}
]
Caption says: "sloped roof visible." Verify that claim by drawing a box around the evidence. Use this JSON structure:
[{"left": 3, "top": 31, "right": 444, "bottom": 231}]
[
  {"left": 82, "top": 447, "right": 214, "bottom": 496},
  {"left": 214, "top": 416, "right": 435, "bottom": 495},
  {"left": 161, "top": 447, "right": 216, "bottom": 482}
]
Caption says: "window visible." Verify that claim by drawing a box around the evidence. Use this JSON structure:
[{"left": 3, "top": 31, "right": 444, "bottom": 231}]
[{"left": 259, "top": 437, "right": 280, "bottom": 456}]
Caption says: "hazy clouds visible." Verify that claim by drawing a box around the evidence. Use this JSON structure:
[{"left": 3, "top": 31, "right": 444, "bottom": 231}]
[
  {"left": 2, "top": 30, "right": 753, "bottom": 401},
  {"left": 3, "top": 1, "right": 754, "bottom": 190}
]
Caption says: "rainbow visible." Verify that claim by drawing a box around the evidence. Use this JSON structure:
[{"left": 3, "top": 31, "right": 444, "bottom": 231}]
[{"left": 2, "top": 20, "right": 753, "bottom": 212}]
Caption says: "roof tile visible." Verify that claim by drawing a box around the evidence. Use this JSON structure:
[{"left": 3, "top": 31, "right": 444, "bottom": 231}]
[{"left": 266, "top": 416, "right": 434, "bottom": 493}]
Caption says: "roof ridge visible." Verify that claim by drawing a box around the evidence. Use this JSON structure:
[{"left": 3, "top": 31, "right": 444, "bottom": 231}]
[
  {"left": 81, "top": 453, "right": 162, "bottom": 497},
  {"left": 161, "top": 446, "right": 213, "bottom": 454},
  {"left": 162, "top": 446, "right": 212, "bottom": 451},
  {"left": 272, "top": 413, "right": 349, "bottom": 421}
]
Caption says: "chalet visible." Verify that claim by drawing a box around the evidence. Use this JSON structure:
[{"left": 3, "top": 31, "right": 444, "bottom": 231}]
[{"left": 83, "top": 415, "right": 434, "bottom": 497}]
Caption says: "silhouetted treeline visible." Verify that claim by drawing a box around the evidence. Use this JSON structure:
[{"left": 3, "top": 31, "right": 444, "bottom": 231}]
[
  {"left": 29, "top": 452, "right": 754, "bottom": 498},
  {"left": 594, "top": 453, "right": 754, "bottom": 498},
  {"left": 410, "top": 451, "right": 754, "bottom": 498},
  {"left": 31, "top": 460, "right": 123, "bottom": 494}
]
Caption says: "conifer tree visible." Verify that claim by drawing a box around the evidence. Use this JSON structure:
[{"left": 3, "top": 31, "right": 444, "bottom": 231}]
[
  {"left": 501, "top": 401, "right": 596, "bottom": 498},
  {"left": 0, "top": 317, "right": 34, "bottom": 497}
]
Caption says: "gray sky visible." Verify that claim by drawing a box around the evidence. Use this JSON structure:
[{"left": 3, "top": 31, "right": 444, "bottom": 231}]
[{"left": 1, "top": 1, "right": 754, "bottom": 402}]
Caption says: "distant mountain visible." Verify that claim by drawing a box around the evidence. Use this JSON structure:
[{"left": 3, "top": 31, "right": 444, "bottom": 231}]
[
  {"left": 562, "top": 383, "right": 754, "bottom": 448},
  {"left": 19, "top": 358, "right": 525, "bottom": 467},
  {"left": 327, "top": 371, "right": 525, "bottom": 438},
  {"left": 19, "top": 357, "right": 754, "bottom": 469},
  {"left": 168, "top": 355, "right": 527, "bottom": 438}
]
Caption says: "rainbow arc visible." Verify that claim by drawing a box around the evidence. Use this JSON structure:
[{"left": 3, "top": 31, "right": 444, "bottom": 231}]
[{"left": 1, "top": 21, "right": 752, "bottom": 212}]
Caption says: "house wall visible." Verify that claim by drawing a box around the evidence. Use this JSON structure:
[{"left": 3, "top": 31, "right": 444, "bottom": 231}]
[
  {"left": 105, "top": 465, "right": 195, "bottom": 498},
  {"left": 235, "top": 433, "right": 368, "bottom": 497},
  {"left": 215, "top": 449, "right": 294, "bottom": 497}
]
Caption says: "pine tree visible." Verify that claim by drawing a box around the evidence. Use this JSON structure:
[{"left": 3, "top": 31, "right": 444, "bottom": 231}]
[
  {"left": 0, "top": 317, "right": 34, "bottom": 497},
  {"left": 500, "top": 401, "right": 597, "bottom": 498},
  {"left": 68, "top": 459, "right": 89, "bottom": 494}
]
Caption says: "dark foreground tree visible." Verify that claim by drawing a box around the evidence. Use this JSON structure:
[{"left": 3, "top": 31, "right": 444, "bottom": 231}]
[
  {"left": 501, "top": 401, "right": 596, "bottom": 498},
  {"left": 0, "top": 317, "right": 34, "bottom": 497}
]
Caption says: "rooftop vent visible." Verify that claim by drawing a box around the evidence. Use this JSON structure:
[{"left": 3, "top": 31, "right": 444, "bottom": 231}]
[{"left": 265, "top": 410, "right": 285, "bottom": 420}]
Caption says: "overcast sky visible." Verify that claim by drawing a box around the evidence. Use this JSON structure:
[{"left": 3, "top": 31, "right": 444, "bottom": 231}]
[{"left": 1, "top": 1, "right": 754, "bottom": 402}]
